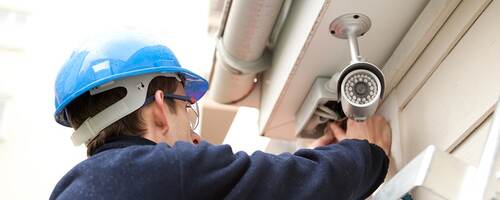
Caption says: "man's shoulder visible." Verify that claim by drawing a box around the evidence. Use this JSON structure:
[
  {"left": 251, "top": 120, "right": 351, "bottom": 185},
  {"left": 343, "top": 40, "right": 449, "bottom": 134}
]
[
  {"left": 49, "top": 143, "right": 181, "bottom": 200},
  {"left": 84, "top": 143, "right": 175, "bottom": 169}
]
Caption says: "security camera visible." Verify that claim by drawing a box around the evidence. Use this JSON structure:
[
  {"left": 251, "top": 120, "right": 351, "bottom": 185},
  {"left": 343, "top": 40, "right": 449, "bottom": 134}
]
[
  {"left": 295, "top": 13, "right": 384, "bottom": 137},
  {"left": 327, "top": 13, "right": 385, "bottom": 121}
]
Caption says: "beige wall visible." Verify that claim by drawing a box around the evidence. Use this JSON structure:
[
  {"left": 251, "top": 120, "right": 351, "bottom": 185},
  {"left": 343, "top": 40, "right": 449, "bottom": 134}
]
[{"left": 378, "top": 0, "right": 498, "bottom": 198}]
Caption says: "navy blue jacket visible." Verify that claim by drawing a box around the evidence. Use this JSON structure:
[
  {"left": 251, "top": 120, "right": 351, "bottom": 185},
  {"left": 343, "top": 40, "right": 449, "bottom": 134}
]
[{"left": 50, "top": 136, "right": 388, "bottom": 200}]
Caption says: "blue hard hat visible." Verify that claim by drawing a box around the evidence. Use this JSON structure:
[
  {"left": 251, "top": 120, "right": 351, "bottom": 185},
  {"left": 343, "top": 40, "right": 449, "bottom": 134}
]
[{"left": 54, "top": 33, "right": 209, "bottom": 127}]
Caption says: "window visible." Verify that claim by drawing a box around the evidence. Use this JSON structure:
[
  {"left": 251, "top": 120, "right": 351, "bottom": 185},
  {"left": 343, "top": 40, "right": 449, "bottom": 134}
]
[{"left": 0, "top": 7, "right": 30, "bottom": 51}]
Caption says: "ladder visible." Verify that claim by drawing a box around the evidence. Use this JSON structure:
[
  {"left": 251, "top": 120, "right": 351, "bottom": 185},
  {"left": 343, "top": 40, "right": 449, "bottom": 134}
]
[{"left": 373, "top": 99, "right": 500, "bottom": 200}]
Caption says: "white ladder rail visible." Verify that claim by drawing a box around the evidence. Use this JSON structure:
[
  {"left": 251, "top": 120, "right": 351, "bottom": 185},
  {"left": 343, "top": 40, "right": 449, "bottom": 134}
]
[{"left": 373, "top": 98, "right": 500, "bottom": 200}]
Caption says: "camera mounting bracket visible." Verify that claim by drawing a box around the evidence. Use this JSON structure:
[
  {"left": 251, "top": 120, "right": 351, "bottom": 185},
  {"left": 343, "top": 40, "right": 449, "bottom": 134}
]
[{"left": 329, "top": 13, "right": 371, "bottom": 62}]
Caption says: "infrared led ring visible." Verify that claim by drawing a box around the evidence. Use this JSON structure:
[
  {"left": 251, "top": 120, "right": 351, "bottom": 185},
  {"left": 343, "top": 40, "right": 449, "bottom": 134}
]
[{"left": 342, "top": 69, "right": 380, "bottom": 106}]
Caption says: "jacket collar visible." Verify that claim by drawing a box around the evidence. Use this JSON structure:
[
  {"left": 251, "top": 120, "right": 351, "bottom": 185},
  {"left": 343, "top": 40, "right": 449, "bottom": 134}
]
[{"left": 91, "top": 136, "right": 157, "bottom": 156}]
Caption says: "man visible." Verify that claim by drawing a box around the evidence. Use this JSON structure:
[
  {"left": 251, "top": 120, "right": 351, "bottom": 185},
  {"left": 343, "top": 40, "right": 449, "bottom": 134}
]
[{"left": 50, "top": 33, "right": 391, "bottom": 200}]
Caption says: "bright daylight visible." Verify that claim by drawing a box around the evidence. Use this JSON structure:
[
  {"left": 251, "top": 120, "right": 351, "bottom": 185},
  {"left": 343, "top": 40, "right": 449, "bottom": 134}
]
[{"left": 0, "top": 0, "right": 498, "bottom": 199}]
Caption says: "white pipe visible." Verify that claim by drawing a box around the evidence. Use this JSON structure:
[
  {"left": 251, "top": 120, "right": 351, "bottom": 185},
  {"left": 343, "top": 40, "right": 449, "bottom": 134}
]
[
  {"left": 211, "top": 0, "right": 285, "bottom": 104},
  {"left": 211, "top": 55, "right": 257, "bottom": 103},
  {"left": 222, "top": 0, "right": 284, "bottom": 62}
]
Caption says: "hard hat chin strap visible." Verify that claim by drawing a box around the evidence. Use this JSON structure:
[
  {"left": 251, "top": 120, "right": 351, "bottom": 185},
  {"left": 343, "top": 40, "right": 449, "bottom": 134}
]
[{"left": 71, "top": 73, "right": 181, "bottom": 146}]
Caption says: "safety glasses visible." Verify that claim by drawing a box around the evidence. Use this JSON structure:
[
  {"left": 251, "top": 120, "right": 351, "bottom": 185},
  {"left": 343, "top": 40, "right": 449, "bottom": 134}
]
[{"left": 143, "top": 93, "right": 199, "bottom": 130}]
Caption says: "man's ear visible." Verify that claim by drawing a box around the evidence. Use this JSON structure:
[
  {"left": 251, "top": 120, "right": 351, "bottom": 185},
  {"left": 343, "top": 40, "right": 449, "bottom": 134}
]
[{"left": 152, "top": 90, "right": 169, "bottom": 133}]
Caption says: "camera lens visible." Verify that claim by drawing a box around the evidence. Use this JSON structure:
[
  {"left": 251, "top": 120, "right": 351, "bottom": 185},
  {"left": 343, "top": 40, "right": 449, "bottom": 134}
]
[
  {"left": 354, "top": 82, "right": 368, "bottom": 95},
  {"left": 343, "top": 70, "right": 378, "bottom": 105}
]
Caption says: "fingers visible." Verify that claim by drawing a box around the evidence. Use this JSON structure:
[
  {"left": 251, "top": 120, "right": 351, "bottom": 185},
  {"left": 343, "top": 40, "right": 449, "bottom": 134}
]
[
  {"left": 309, "top": 123, "right": 340, "bottom": 148},
  {"left": 309, "top": 131, "right": 334, "bottom": 148},
  {"left": 329, "top": 122, "right": 346, "bottom": 141},
  {"left": 318, "top": 130, "right": 335, "bottom": 144}
]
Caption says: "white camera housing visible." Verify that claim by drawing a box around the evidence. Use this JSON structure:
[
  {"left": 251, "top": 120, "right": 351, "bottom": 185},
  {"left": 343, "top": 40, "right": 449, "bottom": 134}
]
[{"left": 333, "top": 62, "right": 385, "bottom": 121}]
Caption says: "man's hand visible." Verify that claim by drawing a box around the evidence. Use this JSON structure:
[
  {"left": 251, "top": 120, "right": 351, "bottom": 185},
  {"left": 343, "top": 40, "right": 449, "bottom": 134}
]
[
  {"left": 309, "top": 126, "right": 337, "bottom": 148},
  {"left": 310, "top": 115, "right": 392, "bottom": 156}
]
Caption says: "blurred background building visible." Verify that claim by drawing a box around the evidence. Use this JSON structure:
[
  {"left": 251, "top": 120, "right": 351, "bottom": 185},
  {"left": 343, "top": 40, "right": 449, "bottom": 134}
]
[{"left": 0, "top": 0, "right": 215, "bottom": 198}]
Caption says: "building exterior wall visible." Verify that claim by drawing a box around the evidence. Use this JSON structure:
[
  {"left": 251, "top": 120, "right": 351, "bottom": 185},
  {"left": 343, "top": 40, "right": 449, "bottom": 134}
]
[{"left": 378, "top": 0, "right": 499, "bottom": 198}]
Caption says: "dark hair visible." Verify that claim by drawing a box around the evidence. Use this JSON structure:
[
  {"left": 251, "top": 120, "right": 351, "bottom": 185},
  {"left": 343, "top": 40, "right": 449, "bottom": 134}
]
[{"left": 66, "top": 76, "right": 179, "bottom": 156}]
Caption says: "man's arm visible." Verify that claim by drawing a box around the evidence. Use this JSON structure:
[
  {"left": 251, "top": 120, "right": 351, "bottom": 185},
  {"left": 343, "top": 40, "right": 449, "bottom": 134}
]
[
  {"left": 174, "top": 115, "right": 391, "bottom": 199},
  {"left": 174, "top": 139, "right": 387, "bottom": 199}
]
